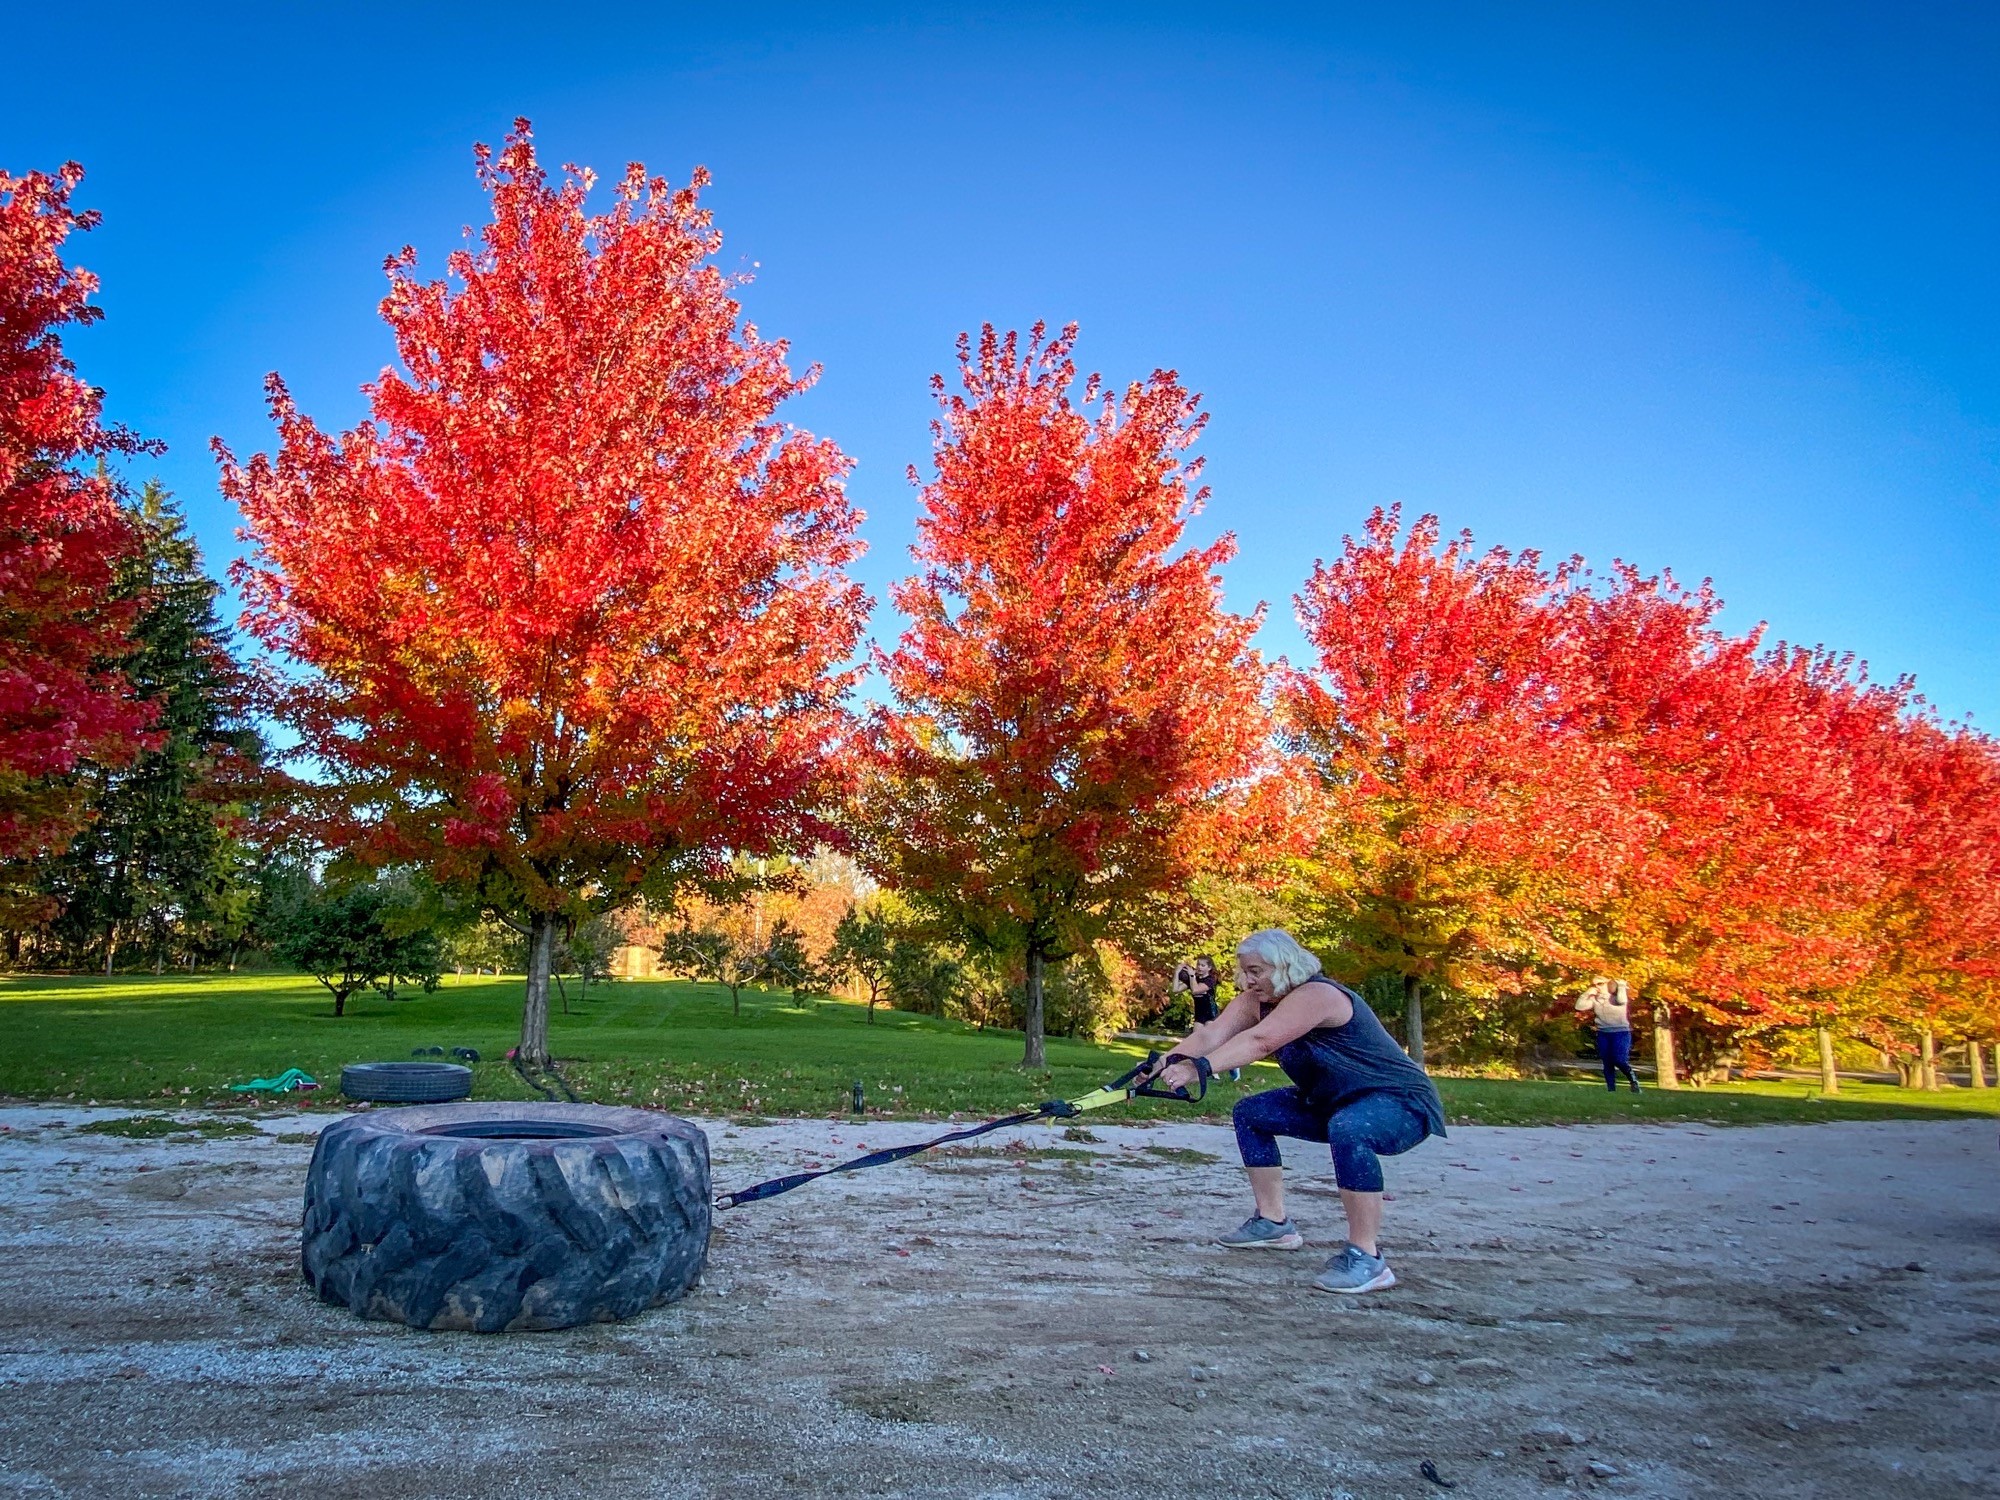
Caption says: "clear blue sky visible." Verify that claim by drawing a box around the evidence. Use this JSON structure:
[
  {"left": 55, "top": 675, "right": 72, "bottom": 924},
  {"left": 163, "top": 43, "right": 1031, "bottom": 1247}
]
[{"left": 7, "top": 3, "right": 1996, "bottom": 720}]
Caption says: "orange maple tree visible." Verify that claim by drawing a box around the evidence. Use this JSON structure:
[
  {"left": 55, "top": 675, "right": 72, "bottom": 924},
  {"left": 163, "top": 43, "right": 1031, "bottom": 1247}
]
[
  {"left": 1861, "top": 716, "right": 2000, "bottom": 1071},
  {"left": 1278, "top": 507, "right": 1632, "bottom": 1061},
  {"left": 1563, "top": 567, "right": 1912, "bottom": 1076},
  {"left": 0, "top": 162, "right": 154, "bottom": 920},
  {"left": 219, "top": 123, "right": 867, "bottom": 1059},
  {"left": 868, "top": 324, "right": 1274, "bottom": 1067}
]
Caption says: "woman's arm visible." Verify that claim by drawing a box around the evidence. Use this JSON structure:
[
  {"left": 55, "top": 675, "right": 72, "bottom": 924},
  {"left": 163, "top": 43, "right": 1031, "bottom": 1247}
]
[
  {"left": 1151, "top": 992, "right": 1263, "bottom": 1065},
  {"left": 1155, "top": 981, "right": 1351, "bottom": 1089}
]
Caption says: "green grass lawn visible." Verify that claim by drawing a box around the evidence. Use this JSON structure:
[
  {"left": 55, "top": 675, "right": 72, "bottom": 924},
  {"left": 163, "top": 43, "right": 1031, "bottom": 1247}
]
[{"left": 3, "top": 971, "right": 1995, "bottom": 1128}]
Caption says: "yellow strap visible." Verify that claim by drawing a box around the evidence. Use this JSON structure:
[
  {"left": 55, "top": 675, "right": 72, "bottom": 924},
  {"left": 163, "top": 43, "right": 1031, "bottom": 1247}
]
[{"left": 1064, "top": 1085, "right": 1132, "bottom": 1114}]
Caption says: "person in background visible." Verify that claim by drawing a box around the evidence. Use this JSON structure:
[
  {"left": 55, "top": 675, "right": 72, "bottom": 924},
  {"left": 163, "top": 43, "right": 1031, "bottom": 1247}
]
[
  {"left": 1172, "top": 956, "right": 1237, "bottom": 1079},
  {"left": 1575, "top": 977, "right": 1641, "bottom": 1092}
]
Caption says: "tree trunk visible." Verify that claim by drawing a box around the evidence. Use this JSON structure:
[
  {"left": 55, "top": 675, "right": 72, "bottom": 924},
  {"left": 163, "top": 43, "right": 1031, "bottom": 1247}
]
[
  {"left": 1920, "top": 1028, "right": 1938, "bottom": 1090},
  {"left": 103, "top": 925, "right": 118, "bottom": 975},
  {"left": 332, "top": 986, "right": 349, "bottom": 1017},
  {"left": 867, "top": 988, "right": 878, "bottom": 1024},
  {"left": 1023, "top": 949, "right": 1047, "bottom": 1069},
  {"left": 1816, "top": 1027, "right": 1839, "bottom": 1096},
  {"left": 730, "top": 982, "right": 742, "bottom": 1016},
  {"left": 520, "top": 912, "right": 556, "bottom": 1067},
  {"left": 1966, "top": 1042, "right": 1986, "bottom": 1090},
  {"left": 1403, "top": 972, "right": 1425, "bottom": 1065},
  {"left": 1652, "top": 1016, "right": 1679, "bottom": 1090}
]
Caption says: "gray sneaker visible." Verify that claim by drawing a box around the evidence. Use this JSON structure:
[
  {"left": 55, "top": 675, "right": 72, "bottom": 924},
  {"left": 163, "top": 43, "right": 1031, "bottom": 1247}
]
[
  {"left": 1215, "top": 1215, "right": 1304, "bottom": 1250},
  {"left": 1313, "top": 1242, "right": 1396, "bottom": 1294}
]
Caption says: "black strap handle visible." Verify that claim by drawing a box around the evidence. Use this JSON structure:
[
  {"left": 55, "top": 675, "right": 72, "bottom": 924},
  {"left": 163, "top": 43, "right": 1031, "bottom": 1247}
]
[{"left": 1133, "top": 1051, "right": 1210, "bottom": 1102}]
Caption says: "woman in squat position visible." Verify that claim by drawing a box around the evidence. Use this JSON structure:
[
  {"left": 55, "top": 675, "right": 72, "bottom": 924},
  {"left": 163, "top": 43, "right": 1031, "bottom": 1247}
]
[{"left": 1147, "top": 929, "right": 1445, "bottom": 1295}]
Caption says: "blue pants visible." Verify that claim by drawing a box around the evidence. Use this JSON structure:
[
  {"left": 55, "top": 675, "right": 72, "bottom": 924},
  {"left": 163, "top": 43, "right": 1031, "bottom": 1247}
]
[
  {"left": 1597, "top": 1029, "right": 1638, "bottom": 1090},
  {"left": 1231, "top": 1087, "right": 1431, "bottom": 1193}
]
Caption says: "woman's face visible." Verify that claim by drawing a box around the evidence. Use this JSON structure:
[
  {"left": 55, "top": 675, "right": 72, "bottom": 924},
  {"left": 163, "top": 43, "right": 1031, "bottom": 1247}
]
[{"left": 1235, "top": 951, "right": 1277, "bottom": 1004}]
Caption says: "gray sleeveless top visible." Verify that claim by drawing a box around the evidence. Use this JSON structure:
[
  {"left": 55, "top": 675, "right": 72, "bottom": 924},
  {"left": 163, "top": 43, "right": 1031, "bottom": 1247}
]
[{"left": 1263, "top": 980, "right": 1447, "bottom": 1138}]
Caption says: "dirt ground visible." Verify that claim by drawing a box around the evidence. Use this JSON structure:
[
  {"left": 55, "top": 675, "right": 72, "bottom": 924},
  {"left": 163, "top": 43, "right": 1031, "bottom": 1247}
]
[{"left": 0, "top": 1103, "right": 1993, "bottom": 1500}]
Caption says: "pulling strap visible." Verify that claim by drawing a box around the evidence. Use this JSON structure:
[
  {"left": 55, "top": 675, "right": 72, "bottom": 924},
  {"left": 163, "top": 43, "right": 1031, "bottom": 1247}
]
[
  {"left": 712, "top": 1051, "right": 1208, "bottom": 1211},
  {"left": 713, "top": 1107, "right": 1049, "bottom": 1210}
]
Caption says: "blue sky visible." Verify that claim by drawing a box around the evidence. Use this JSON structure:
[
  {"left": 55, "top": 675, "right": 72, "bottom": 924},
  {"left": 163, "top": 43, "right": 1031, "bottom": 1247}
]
[{"left": 7, "top": 3, "right": 1996, "bottom": 719}]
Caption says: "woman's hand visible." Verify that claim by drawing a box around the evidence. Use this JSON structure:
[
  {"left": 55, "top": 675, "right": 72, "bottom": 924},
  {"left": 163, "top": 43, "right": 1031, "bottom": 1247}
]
[{"left": 1156, "top": 1059, "right": 1202, "bottom": 1095}]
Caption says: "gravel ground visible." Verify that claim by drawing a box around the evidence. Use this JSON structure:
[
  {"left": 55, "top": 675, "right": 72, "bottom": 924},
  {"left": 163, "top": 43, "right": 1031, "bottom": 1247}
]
[{"left": 0, "top": 1103, "right": 1994, "bottom": 1499}]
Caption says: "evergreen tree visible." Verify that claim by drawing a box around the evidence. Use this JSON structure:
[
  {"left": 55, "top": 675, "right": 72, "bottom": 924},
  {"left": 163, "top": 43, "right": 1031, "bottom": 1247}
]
[{"left": 39, "top": 482, "right": 262, "bottom": 969}]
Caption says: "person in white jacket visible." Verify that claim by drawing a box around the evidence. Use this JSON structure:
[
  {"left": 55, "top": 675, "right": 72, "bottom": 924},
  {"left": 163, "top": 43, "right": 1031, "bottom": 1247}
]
[{"left": 1575, "top": 978, "right": 1641, "bottom": 1092}]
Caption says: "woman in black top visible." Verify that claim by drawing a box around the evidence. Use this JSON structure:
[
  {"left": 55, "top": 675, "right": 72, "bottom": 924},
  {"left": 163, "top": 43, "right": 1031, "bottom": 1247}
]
[
  {"left": 1148, "top": 929, "right": 1445, "bottom": 1295},
  {"left": 1174, "top": 955, "right": 1222, "bottom": 1022}
]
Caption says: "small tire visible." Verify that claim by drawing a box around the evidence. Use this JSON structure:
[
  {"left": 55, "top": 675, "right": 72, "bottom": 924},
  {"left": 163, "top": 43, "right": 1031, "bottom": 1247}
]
[
  {"left": 302, "top": 1102, "right": 710, "bottom": 1332},
  {"left": 340, "top": 1061, "right": 473, "bottom": 1103}
]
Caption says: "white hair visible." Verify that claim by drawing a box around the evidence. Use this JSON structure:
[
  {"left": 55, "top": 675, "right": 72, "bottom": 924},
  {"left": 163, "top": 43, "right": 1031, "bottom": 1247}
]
[{"left": 1234, "top": 929, "right": 1325, "bottom": 997}]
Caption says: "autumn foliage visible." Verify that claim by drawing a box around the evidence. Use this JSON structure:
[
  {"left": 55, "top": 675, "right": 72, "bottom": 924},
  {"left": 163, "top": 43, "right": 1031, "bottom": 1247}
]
[
  {"left": 1284, "top": 506, "right": 2000, "bottom": 1078},
  {"left": 867, "top": 324, "right": 1274, "bottom": 1066},
  {"left": 219, "top": 123, "right": 866, "bottom": 1058},
  {"left": 2, "top": 134, "right": 1993, "bottom": 1086},
  {"left": 1280, "top": 510, "right": 1621, "bottom": 1059},
  {"left": 0, "top": 164, "right": 154, "bottom": 915}
]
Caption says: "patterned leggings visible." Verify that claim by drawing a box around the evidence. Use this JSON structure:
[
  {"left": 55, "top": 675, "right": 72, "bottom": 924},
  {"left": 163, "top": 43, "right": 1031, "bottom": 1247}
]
[{"left": 1230, "top": 1087, "right": 1431, "bottom": 1193}]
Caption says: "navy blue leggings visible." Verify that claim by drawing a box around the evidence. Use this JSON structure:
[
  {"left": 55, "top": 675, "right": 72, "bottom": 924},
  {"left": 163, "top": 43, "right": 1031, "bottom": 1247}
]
[
  {"left": 1231, "top": 1087, "right": 1430, "bottom": 1193},
  {"left": 1597, "top": 1029, "right": 1638, "bottom": 1090}
]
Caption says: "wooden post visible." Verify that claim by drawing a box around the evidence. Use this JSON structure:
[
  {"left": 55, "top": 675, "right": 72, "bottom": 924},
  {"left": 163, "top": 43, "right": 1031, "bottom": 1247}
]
[{"left": 1816, "top": 1027, "right": 1839, "bottom": 1096}]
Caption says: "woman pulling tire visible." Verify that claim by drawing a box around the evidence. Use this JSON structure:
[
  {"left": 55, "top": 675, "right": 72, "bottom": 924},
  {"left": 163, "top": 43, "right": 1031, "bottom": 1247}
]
[{"left": 1143, "top": 929, "right": 1445, "bottom": 1295}]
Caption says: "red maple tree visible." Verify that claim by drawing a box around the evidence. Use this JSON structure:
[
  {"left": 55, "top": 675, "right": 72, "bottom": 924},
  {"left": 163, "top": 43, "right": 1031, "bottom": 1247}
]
[
  {"left": 219, "top": 122, "right": 867, "bottom": 1058},
  {"left": 1563, "top": 564, "right": 1929, "bottom": 1080},
  {"left": 869, "top": 324, "right": 1275, "bottom": 1067},
  {"left": 0, "top": 163, "right": 154, "bottom": 921},
  {"left": 1278, "top": 507, "right": 1632, "bottom": 1061},
  {"left": 1861, "top": 716, "right": 2000, "bottom": 1078}
]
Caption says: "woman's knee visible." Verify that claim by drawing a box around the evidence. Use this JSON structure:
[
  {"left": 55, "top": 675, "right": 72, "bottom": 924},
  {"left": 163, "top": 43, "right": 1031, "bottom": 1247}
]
[
  {"left": 1329, "top": 1140, "right": 1386, "bottom": 1194},
  {"left": 1326, "top": 1096, "right": 1429, "bottom": 1160}
]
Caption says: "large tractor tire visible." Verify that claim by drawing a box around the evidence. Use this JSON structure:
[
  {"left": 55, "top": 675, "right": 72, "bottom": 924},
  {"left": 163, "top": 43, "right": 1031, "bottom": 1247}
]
[{"left": 301, "top": 1102, "right": 710, "bottom": 1332}]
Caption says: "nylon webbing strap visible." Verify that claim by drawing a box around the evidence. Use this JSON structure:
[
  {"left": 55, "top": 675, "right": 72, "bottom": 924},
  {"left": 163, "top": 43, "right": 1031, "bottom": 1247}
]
[
  {"left": 713, "top": 1107, "right": 1049, "bottom": 1210},
  {"left": 711, "top": 1056, "right": 1165, "bottom": 1211}
]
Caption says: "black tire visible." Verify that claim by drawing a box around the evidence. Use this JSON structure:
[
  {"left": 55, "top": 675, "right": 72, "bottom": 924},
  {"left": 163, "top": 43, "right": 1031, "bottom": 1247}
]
[
  {"left": 341, "top": 1061, "right": 473, "bottom": 1103},
  {"left": 301, "top": 1102, "right": 710, "bottom": 1332}
]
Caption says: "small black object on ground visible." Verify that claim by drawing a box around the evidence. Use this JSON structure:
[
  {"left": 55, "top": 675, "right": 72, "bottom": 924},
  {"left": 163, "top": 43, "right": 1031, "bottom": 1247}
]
[
  {"left": 302, "top": 1101, "right": 709, "bottom": 1332},
  {"left": 1420, "top": 1459, "right": 1457, "bottom": 1489}
]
